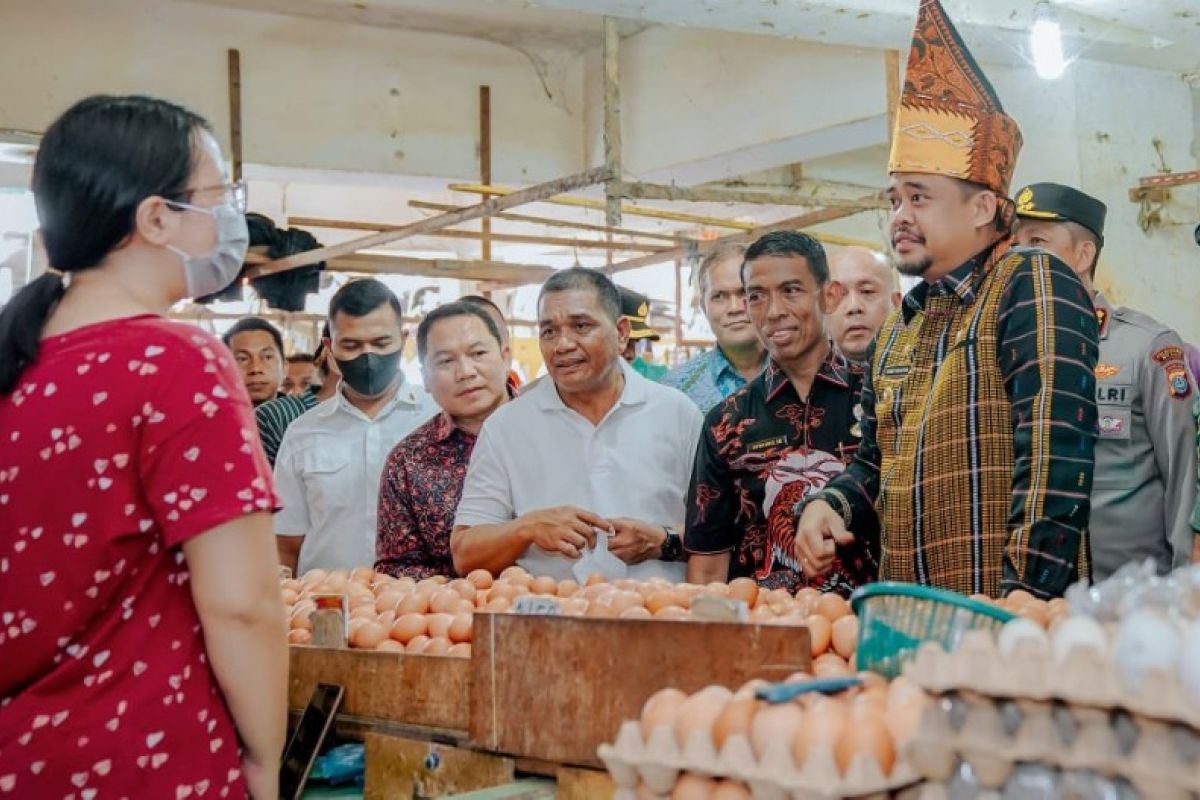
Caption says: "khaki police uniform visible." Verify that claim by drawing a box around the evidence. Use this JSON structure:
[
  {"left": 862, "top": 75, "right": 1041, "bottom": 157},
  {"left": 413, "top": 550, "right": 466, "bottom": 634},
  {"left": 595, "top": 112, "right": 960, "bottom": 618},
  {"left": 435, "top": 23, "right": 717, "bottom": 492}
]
[{"left": 1091, "top": 293, "right": 1197, "bottom": 578}]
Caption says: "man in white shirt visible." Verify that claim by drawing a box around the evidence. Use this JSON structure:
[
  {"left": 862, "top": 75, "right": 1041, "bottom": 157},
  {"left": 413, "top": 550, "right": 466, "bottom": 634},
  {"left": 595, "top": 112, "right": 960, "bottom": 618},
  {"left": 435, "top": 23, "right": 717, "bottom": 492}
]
[
  {"left": 452, "top": 268, "right": 703, "bottom": 582},
  {"left": 275, "top": 279, "right": 436, "bottom": 575}
]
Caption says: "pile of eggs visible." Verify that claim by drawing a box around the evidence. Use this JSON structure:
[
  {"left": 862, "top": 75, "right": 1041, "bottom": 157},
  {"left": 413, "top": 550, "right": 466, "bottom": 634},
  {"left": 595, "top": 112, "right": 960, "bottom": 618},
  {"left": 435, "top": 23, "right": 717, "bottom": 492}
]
[
  {"left": 970, "top": 589, "right": 1070, "bottom": 629},
  {"left": 280, "top": 567, "right": 862, "bottom": 665},
  {"left": 637, "top": 673, "right": 928, "bottom": 784}
]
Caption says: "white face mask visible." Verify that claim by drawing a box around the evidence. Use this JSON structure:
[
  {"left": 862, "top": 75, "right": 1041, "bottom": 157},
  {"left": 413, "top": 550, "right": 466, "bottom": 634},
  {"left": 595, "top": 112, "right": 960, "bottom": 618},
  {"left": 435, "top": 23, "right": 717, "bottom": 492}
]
[{"left": 165, "top": 200, "right": 250, "bottom": 298}]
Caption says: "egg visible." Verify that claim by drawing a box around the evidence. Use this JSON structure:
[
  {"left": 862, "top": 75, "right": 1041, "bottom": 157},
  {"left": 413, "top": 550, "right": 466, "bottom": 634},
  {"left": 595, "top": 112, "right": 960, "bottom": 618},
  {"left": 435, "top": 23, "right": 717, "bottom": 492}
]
[
  {"left": 484, "top": 597, "right": 513, "bottom": 613},
  {"left": 791, "top": 698, "right": 845, "bottom": 765},
  {"left": 645, "top": 589, "right": 683, "bottom": 615},
  {"left": 287, "top": 628, "right": 313, "bottom": 645},
  {"left": 621, "top": 606, "right": 653, "bottom": 620},
  {"left": 466, "top": 569, "right": 494, "bottom": 590},
  {"left": 530, "top": 576, "right": 559, "bottom": 596},
  {"left": 300, "top": 568, "right": 328, "bottom": 588},
  {"left": 350, "top": 620, "right": 387, "bottom": 649},
  {"left": 805, "top": 615, "right": 833, "bottom": 657},
  {"left": 448, "top": 642, "right": 472, "bottom": 659},
  {"left": 281, "top": 588, "right": 299, "bottom": 605},
  {"left": 712, "top": 693, "right": 761, "bottom": 750},
  {"left": 751, "top": 703, "right": 805, "bottom": 761},
  {"left": 608, "top": 590, "right": 644, "bottom": 614},
  {"left": 430, "top": 589, "right": 462, "bottom": 615},
  {"left": 671, "top": 773, "right": 716, "bottom": 800},
  {"left": 750, "top": 605, "right": 776, "bottom": 622},
  {"left": 1018, "top": 600, "right": 1050, "bottom": 629},
  {"left": 813, "top": 653, "right": 851, "bottom": 678},
  {"left": 374, "top": 591, "right": 403, "bottom": 614},
  {"left": 833, "top": 713, "right": 895, "bottom": 776},
  {"left": 997, "top": 617, "right": 1049, "bottom": 658},
  {"left": 585, "top": 601, "right": 616, "bottom": 618},
  {"left": 404, "top": 633, "right": 432, "bottom": 655},
  {"left": 1051, "top": 615, "right": 1108, "bottom": 663},
  {"left": 814, "top": 593, "right": 851, "bottom": 622},
  {"left": 427, "top": 613, "right": 455, "bottom": 640},
  {"left": 374, "top": 638, "right": 405, "bottom": 653},
  {"left": 1178, "top": 619, "right": 1200, "bottom": 705},
  {"left": 391, "top": 614, "right": 429, "bottom": 642},
  {"left": 396, "top": 592, "right": 431, "bottom": 616},
  {"left": 557, "top": 579, "right": 581, "bottom": 598},
  {"left": 654, "top": 606, "right": 690, "bottom": 621},
  {"left": 448, "top": 613, "right": 474, "bottom": 643},
  {"left": 831, "top": 615, "right": 858, "bottom": 659},
  {"left": 711, "top": 781, "right": 751, "bottom": 800},
  {"left": 488, "top": 582, "right": 520, "bottom": 603},
  {"left": 640, "top": 688, "right": 688, "bottom": 738},
  {"left": 727, "top": 578, "right": 758, "bottom": 607},
  {"left": 558, "top": 598, "right": 588, "bottom": 616},
  {"left": 424, "top": 637, "right": 452, "bottom": 657},
  {"left": 673, "top": 686, "right": 732, "bottom": 747},
  {"left": 1115, "top": 609, "right": 1181, "bottom": 693}
]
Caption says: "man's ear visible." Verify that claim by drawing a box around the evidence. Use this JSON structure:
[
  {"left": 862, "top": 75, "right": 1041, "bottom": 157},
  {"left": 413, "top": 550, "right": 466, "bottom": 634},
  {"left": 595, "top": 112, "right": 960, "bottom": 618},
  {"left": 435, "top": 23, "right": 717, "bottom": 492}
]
[
  {"left": 820, "top": 281, "right": 845, "bottom": 315},
  {"left": 615, "top": 316, "right": 632, "bottom": 350},
  {"left": 971, "top": 189, "right": 1000, "bottom": 232}
]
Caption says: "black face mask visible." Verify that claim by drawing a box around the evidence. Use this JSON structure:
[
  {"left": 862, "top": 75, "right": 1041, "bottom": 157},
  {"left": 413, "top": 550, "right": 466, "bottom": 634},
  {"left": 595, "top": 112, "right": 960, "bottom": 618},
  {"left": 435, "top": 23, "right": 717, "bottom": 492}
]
[{"left": 335, "top": 350, "right": 402, "bottom": 397}]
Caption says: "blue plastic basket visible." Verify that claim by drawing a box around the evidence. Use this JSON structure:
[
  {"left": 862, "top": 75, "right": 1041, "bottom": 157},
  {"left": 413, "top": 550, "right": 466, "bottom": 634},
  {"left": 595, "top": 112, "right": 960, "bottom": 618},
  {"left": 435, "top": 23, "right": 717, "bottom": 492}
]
[{"left": 849, "top": 582, "right": 1016, "bottom": 678}]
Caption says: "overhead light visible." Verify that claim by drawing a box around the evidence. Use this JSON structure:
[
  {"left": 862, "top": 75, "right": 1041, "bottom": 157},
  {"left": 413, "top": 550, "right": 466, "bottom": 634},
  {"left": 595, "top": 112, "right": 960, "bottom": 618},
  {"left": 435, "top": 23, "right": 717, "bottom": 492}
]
[{"left": 1031, "top": 1, "right": 1066, "bottom": 80}]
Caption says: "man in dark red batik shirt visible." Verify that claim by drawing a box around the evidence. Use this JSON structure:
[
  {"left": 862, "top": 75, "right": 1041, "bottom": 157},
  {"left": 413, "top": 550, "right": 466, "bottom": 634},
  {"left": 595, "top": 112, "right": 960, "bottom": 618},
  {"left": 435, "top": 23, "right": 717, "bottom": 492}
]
[
  {"left": 684, "top": 231, "right": 880, "bottom": 595},
  {"left": 375, "top": 302, "right": 513, "bottom": 578}
]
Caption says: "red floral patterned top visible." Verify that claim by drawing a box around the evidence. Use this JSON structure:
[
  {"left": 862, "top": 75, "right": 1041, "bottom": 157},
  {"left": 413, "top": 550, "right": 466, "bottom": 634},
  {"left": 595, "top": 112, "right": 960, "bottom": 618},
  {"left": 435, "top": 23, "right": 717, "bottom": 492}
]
[{"left": 0, "top": 315, "right": 277, "bottom": 800}]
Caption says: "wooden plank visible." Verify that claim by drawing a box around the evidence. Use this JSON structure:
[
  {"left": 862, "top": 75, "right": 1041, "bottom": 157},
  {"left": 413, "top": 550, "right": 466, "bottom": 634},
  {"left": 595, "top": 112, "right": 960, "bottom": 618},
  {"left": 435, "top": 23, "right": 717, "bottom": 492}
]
[
  {"left": 289, "top": 646, "right": 472, "bottom": 731},
  {"left": 287, "top": 216, "right": 669, "bottom": 253},
  {"left": 555, "top": 766, "right": 614, "bottom": 800},
  {"left": 321, "top": 253, "right": 554, "bottom": 285},
  {"left": 408, "top": 201, "right": 685, "bottom": 243},
  {"left": 450, "top": 779, "right": 556, "bottom": 799},
  {"left": 448, "top": 182, "right": 755, "bottom": 231},
  {"left": 608, "top": 204, "right": 867, "bottom": 275},
  {"left": 480, "top": 85, "right": 492, "bottom": 262},
  {"left": 364, "top": 732, "right": 514, "bottom": 799},
  {"left": 603, "top": 16, "right": 623, "bottom": 228},
  {"left": 227, "top": 49, "right": 242, "bottom": 181},
  {"left": 617, "top": 180, "right": 888, "bottom": 211},
  {"left": 249, "top": 165, "right": 612, "bottom": 276},
  {"left": 1138, "top": 169, "right": 1200, "bottom": 188},
  {"left": 470, "top": 614, "right": 811, "bottom": 767}
]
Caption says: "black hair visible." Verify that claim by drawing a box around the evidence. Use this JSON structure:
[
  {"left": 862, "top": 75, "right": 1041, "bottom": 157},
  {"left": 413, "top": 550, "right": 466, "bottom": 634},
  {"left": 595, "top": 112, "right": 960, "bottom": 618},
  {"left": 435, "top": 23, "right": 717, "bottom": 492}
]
[
  {"left": 537, "top": 267, "right": 622, "bottom": 322},
  {"left": 416, "top": 302, "right": 504, "bottom": 362},
  {"left": 222, "top": 317, "right": 284, "bottom": 356},
  {"left": 956, "top": 179, "right": 1014, "bottom": 235},
  {"left": 1063, "top": 220, "right": 1103, "bottom": 277},
  {"left": 287, "top": 352, "right": 315, "bottom": 365},
  {"left": 459, "top": 294, "right": 504, "bottom": 318},
  {"left": 742, "top": 230, "right": 829, "bottom": 286},
  {"left": 697, "top": 241, "right": 749, "bottom": 296},
  {"left": 328, "top": 278, "right": 404, "bottom": 330},
  {"left": 0, "top": 95, "right": 211, "bottom": 395}
]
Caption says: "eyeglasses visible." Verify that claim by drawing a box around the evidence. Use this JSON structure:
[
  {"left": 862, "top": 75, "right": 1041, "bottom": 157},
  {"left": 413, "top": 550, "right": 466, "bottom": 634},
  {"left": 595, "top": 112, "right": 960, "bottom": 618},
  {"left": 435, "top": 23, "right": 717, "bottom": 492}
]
[{"left": 171, "top": 179, "right": 248, "bottom": 214}]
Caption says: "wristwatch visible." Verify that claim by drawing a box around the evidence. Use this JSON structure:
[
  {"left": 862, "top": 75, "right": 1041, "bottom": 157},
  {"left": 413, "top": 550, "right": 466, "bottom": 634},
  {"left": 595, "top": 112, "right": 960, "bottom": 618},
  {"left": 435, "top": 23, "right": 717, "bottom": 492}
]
[{"left": 660, "top": 526, "right": 683, "bottom": 562}]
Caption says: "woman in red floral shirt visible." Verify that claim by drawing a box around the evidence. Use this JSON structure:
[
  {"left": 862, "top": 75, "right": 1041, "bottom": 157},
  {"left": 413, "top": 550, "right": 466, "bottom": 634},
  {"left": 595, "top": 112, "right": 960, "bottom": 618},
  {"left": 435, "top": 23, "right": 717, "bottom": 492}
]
[{"left": 0, "top": 96, "right": 286, "bottom": 799}]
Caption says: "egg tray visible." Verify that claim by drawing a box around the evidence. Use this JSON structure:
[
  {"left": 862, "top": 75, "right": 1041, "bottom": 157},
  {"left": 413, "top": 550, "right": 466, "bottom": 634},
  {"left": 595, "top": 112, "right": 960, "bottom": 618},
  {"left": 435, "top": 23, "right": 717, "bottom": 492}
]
[
  {"left": 911, "top": 763, "right": 1182, "bottom": 800},
  {"left": 598, "top": 720, "right": 922, "bottom": 800},
  {"left": 904, "top": 690, "right": 1200, "bottom": 799},
  {"left": 904, "top": 629, "right": 1200, "bottom": 731}
]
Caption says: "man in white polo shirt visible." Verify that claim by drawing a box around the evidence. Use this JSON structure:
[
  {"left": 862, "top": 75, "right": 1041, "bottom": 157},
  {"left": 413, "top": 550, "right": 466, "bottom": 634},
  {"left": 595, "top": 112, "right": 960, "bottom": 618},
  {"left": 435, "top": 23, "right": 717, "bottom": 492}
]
[
  {"left": 275, "top": 279, "right": 437, "bottom": 576},
  {"left": 452, "top": 268, "right": 703, "bottom": 581}
]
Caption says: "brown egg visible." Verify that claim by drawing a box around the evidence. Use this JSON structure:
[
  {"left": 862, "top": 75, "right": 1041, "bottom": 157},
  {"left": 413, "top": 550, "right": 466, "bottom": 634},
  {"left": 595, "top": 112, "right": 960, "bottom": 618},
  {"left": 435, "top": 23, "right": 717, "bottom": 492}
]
[
  {"left": 813, "top": 653, "right": 850, "bottom": 678},
  {"left": 674, "top": 686, "right": 733, "bottom": 747},
  {"left": 427, "top": 613, "right": 454, "bottom": 640},
  {"left": 429, "top": 589, "right": 462, "bottom": 615},
  {"left": 500, "top": 566, "right": 534, "bottom": 588},
  {"left": 396, "top": 592, "right": 431, "bottom": 616},
  {"left": 585, "top": 601, "right": 615, "bottom": 618},
  {"left": 390, "top": 613, "right": 428, "bottom": 644},
  {"left": 349, "top": 566, "right": 376, "bottom": 584},
  {"left": 300, "top": 568, "right": 328, "bottom": 587},
  {"left": 805, "top": 615, "right": 833, "bottom": 657},
  {"left": 324, "top": 570, "right": 350, "bottom": 592},
  {"left": 750, "top": 604, "right": 776, "bottom": 622},
  {"left": 351, "top": 621, "right": 388, "bottom": 650},
  {"left": 585, "top": 573, "right": 608, "bottom": 588},
  {"left": 466, "top": 569, "right": 494, "bottom": 589},
  {"left": 488, "top": 582, "right": 520, "bottom": 603},
  {"left": 712, "top": 693, "right": 761, "bottom": 750},
  {"left": 831, "top": 615, "right": 858, "bottom": 659},
  {"left": 671, "top": 773, "right": 716, "bottom": 800},
  {"left": 751, "top": 702, "right": 805, "bottom": 760},
  {"left": 376, "top": 610, "right": 396, "bottom": 629},
  {"left": 640, "top": 687, "right": 688, "bottom": 739},
  {"left": 791, "top": 593, "right": 818, "bottom": 618},
  {"left": 289, "top": 602, "right": 314, "bottom": 632},
  {"left": 557, "top": 579, "right": 580, "bottom": 598},
  {"left": 530, "top": 576, "right": 559, "bottom": 596},
  {"left": 405, "top": 635, "right": 431, "bottom": 654},
  {"left": 281, "top": 588, "right": 299, "bottom": 606},
  {"left": 833, "top": 714, "right": 895, "bottom": 776},
  {"left": 375, "top": 638, "right": 405, "bottom": 653},
  {"left": 711, "top": 781, "right": 752, "bottom": 800},
  {"left": 448, "top": 613, "right": 473, "bottom": 644},
  {"left": 559, "top": 598, "right": 588, "bottom": 616},
  {"left": 424, "top": 637, "right": 452, "bottom": 657},
  {"left": 280, "top": 578, "right": 302, "bottom": 593},
  {"left": 620, "top": 606, "right": 653, "bottom": 620},
  {"left": 727, "top": 578, "right": 759, "bottom": 607},
  {"left": 287, "top": 628, "right": 312, "bottom": 645},
  {"left": 484, "top": 597, "right": 512, "bottom": 613},
  {"left": 374, "top": 591, "right": 402, "bottom": 614},
  {"left": 1005, "top": 588, "right": 1034, "bottom": 611},
  {"left": 646, "top": 589, "right": 683, "bottom": 615},
  {"left": 654, "top": 606, "right": 690, "bottom": 621},
  {"left": 608, "top": 590, "right": 643, "bottom": 614},
  {"left": 814, "top": 593, "right": 851, "bottom": 622},
  {"left": 792, "top": 698, "right": 846, "bottom": 765},
  {"left": 1019, "top": 600, "right": 1050, "bottom": 628},
  {"left": 347, "top": 618, "right": 368, "bottom": 640},
  {"left": 447, "top": 643, "right": 472, "bottom": 659},
  {"left": 705, "top": 582, "right": 731, "bottom": 597}
]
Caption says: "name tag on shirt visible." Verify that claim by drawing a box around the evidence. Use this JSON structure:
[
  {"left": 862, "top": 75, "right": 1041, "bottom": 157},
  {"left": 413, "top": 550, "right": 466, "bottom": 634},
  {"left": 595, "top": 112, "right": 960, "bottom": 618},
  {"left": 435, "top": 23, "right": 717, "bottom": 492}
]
[
  {"left": 1096, "top": 385, "right": 1130, "bottom": 405},
  {"left": 748, "top": 436, "right": 788, "bottom": 452}
]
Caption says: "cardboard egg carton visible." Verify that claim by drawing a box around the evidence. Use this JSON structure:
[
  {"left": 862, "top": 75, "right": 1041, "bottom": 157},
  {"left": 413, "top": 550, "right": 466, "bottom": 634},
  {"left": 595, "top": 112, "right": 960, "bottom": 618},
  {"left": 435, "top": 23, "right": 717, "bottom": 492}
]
[
  {"left": 904, "top": 630, "right": 1200, "bottom": 730},
  {"left": 598, "top": 719, "right": 921, "bottom": 799},
  {"left": 904, "top": 690, "right": 1200, "bottom": 798}
]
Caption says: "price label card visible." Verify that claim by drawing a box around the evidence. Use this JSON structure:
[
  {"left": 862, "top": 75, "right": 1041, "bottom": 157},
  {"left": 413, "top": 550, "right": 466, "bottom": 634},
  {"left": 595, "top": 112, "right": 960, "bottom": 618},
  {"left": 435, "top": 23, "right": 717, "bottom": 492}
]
[
  {"left": 512, "top": 595, "right": 562, "bottom": 616},
  {"left": 690, "top": 594, "right": 749, "bottom": 623}
]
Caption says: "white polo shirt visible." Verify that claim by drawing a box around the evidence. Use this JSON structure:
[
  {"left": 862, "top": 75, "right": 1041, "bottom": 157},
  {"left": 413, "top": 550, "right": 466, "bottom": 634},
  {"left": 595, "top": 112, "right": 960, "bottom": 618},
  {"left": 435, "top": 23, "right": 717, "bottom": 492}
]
[
  {"left": 455, "top": 360, "right": 703, "bottom": 581},
  {"left": 274, "top": 380, "right": 437, "bottom": 574}
]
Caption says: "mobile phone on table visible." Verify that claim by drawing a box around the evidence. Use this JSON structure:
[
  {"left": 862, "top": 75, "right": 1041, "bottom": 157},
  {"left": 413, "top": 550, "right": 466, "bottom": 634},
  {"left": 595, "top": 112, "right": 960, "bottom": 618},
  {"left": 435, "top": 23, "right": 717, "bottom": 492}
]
[{"left": 279, "top": 682, "right": 345, "bottom": 800}]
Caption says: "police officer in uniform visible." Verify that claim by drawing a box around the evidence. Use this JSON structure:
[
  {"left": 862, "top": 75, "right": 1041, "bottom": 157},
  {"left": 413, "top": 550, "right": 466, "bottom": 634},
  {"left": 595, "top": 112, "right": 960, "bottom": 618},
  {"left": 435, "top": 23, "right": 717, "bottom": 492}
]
[{"left": 1015, "top": 182, "right": 1198, "bottom": 579}]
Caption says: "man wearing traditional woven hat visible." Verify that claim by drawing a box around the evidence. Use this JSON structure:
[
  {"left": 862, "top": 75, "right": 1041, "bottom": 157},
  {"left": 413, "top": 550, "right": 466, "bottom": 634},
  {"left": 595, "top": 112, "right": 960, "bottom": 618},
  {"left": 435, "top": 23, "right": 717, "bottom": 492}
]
[
  {"left": 795, "top": 0, "right": 1100, "bottom": 598},
  {"left": 1013, "top": 182, "right": 1197, "bottom": 580}
]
